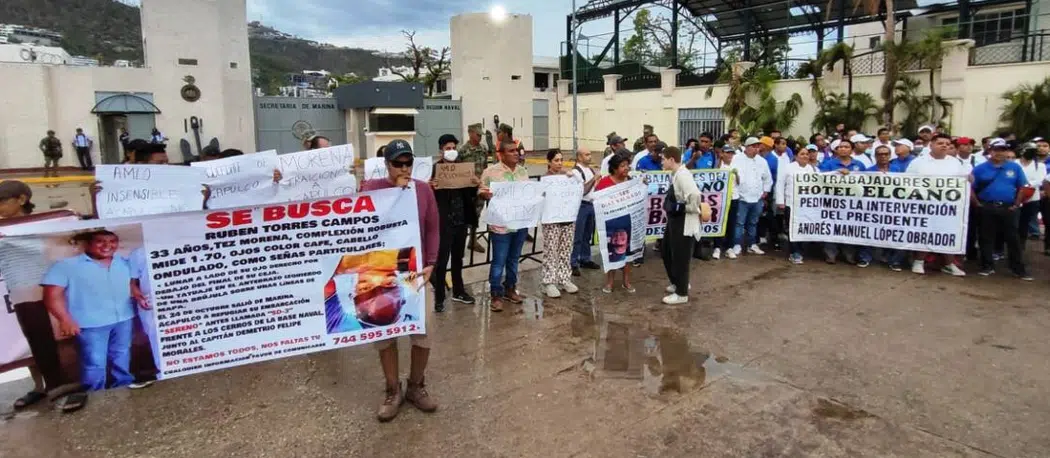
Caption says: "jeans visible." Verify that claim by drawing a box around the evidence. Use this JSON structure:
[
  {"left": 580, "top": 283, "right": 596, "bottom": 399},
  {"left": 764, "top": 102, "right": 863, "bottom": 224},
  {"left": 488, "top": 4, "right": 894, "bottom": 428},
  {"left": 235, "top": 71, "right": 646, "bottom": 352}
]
[
  {"left": 857, "top": 246, "right": 873, "bottom": 263},
  {"left": 715, "top": 200, "right": 740, "bottom": 251},
  {"left": 571, "top": 202, "right": 595, "bottom": 267},
  {"left": 662, "top": 215, "right": 693, "bottom": 295},
  {"left": 733, "top": 200, "right": 764, "bottom": 248},
  {"left": 76, "top": 319, "right": 134, "bottom": 391},
  {"left": 979, "top": 203, "right": 1026, "bottom": 275},
  {"left": 1027, "top": 206, "right": 1041, "bottom": 236},
  {"left": 489, "top": 229, "right": 528, "bottom": 297},
  {"left": 886, "top": 250, "right": 910, "bottom": 267},
  {"left": 432, "top": 224, "right": 468, "bottom": 303},
  {"left": 784, "top": 208, "right": 805, "bottom": 257},
  {"left": 1018, "top": 201, "right": 1041, "bottom": 251}
]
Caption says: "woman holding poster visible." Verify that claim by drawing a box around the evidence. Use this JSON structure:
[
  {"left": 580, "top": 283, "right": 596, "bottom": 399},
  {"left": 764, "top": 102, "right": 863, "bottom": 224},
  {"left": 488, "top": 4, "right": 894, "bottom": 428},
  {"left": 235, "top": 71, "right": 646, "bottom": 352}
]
[
  {"left": 541, "top": 150, "right": 580, "bottom": 298},
  {"left": 596, "top": 155, "right": 636, "bottom": 294}
]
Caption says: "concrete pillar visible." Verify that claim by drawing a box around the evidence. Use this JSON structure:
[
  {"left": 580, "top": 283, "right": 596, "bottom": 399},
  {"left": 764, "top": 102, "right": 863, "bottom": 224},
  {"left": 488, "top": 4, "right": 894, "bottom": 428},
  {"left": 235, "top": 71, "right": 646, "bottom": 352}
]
[
  {"left": 731, "top": 61, "right": 755, "bottom": 80},
  {"left": 660, "top": 68, "right": 681, "bottom": 97},
  {"left": 603, "top": 74, "right": 622, "bottom": 100},
  {"left": 557, "top": 79, "right": 570, "bottom": 101},
  {"left": 823, "top": 61, "right": 844, "bottom": 94},
  {"left": 939, "top": 39, "right": 974, "bottom": 130}
]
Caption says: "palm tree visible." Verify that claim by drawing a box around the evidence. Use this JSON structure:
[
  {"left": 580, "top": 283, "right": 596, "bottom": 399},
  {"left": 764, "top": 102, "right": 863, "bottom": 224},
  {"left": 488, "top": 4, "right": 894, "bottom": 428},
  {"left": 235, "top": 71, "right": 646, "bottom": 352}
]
[
  {"left": 893, "top": 76, "right": 929, "bottom": 137},
  {"left": 999, "top": 76, "right": 1050, "bottom": 140},
  {"left": 811, "top": 91, "right": 881, "bottom": 133},
  {"left": 913, "top": 27, "right": 959, "bottom": 123},
  {"left": 828, "top": 0, "right": 895, "bottom": 125},
  {"left": 820, "top": 43, "right": 855, "bottom": 113},
  {"left": 707, "top": 66, "right": 804, "bottom": 133}
]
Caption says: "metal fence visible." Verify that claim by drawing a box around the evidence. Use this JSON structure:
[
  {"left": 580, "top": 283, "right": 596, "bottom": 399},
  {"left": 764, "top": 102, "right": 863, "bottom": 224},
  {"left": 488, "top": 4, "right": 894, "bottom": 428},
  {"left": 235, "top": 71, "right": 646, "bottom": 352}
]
[{"left": 969, "top": 32, "right": 1050, "bottom": 66}]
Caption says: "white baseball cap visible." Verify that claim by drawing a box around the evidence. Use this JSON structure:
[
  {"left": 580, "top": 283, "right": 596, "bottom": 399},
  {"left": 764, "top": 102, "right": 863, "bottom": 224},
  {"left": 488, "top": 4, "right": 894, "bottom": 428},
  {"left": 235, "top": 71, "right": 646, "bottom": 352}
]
[
  {"left": 918, "top": 125, "right": 935, "bottom": 134},
  {"left": 850, "top": 133, "right": 870, "bottom": 143},
  {"left": 743, "top": 137, "right": 761, "bottom": 147},
  {"left": 891, "top": 138, "right": 914, "bottom": 149}
]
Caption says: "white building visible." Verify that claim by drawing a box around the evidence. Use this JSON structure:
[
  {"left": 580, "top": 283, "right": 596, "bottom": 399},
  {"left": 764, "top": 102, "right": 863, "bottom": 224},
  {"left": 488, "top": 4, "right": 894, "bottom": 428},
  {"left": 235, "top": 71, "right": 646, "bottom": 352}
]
[
  {"left": 0, "top": 44, "right": 74, "bottom": 65},
  {"left": 0, "top": 0, "right": 255, "bottom": 168},
  {"left": 0, "top": 24, "right": 63, "bottom": 46}
]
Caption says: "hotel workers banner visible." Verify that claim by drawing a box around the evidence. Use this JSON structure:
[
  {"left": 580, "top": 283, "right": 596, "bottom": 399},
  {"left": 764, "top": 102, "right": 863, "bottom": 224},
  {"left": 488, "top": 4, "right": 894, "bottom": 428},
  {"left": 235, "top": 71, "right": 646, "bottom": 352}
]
[
  {"left": 640, "top": 169, "right": 733, "bottom": 240},
  {"left": 0, "top": 189, "right": 425, "bottom": 387},
  {"left": 593, "top": 179, "right": 648, "bottom": 272},
  {"left": 788, "top": 173, "right": 970, "bottom": 254}
]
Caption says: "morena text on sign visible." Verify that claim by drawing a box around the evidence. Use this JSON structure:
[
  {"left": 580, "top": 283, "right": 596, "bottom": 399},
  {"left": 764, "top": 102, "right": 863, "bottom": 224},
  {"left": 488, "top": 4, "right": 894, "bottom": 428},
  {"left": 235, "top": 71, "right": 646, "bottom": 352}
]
[{"left": 205, "top": 196, "right": 377, "bottom": 229}]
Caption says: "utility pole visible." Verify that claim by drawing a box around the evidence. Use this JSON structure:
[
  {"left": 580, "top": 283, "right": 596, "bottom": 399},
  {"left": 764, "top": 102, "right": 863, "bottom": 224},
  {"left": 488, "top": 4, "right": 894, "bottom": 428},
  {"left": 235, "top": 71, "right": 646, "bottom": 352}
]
[{"left": 572, "top": 0, "right": 579, "bottom": 153}]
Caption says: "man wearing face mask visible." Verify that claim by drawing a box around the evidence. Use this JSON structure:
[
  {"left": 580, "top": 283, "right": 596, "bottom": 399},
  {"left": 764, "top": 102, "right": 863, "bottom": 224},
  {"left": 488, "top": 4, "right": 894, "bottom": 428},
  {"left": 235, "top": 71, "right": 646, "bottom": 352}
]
[{"left": 428, "top": 135, "right": 478, "bottom": 313}]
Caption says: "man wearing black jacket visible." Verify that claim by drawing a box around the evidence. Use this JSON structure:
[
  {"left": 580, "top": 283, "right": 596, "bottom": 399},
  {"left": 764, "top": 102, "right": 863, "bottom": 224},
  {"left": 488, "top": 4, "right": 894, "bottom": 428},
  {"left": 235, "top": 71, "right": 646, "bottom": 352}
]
[{"left": 429, "top": 134, "right": 478, "bottom": 312}]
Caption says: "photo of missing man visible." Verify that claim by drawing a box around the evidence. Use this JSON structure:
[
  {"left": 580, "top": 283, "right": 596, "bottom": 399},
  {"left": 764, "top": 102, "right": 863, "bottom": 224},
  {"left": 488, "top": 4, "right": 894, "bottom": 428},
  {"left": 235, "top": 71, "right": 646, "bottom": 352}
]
[
  {"left": 324, "top": 247, "right": 422, "bottom": 334},
  {"left": 0, "top": 224, "right": 159, "bottom": 403},
  {"left": 605, "top": 214, "right": 635, "bottom": 263}
]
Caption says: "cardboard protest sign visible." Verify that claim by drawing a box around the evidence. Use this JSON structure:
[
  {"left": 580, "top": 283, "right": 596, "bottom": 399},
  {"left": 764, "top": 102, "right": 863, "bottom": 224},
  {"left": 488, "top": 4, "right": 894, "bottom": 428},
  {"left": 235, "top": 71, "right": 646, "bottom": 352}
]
[
  {"left": 434, "top": 162, "right": 477, "bottom": 189},
  {"left": 94, "top": 164, "right": 206, "bottom": 218},
  {"left": 789, "top": 172, "right": 970, "bottom": 254},
  {"left": 0, "top": 188, "right": 425, "bottom": 384}
]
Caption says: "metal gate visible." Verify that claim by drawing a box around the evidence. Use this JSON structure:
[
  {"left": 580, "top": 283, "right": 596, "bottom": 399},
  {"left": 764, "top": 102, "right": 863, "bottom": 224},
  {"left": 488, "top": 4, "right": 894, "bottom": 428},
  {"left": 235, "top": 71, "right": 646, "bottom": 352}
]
[
  {"left": 532, "top": 99, "right": 550, "bottom": 150},
  {"left": 414, "top": 99, "right": 462, "bottom": 155},
  {"left": 678, "top": 108, "right": 725, "bottom": 145},
  {"left": 254, "top": 96, "right": 347, "bottom": 153}
]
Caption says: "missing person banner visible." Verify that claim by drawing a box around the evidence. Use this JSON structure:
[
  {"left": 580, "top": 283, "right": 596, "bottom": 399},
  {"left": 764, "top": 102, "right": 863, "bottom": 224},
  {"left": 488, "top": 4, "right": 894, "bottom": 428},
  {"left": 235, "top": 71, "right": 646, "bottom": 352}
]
[
  {"left": 789, "top": 173, "right": 970, "bottom": 254},
  {"left": 192, "top": 150, "right": 280, "bottom": 209},
  {"left": 94, "top": 164, "right": 207, "bottom": 218},
  {"left": 641, "top": 169, "right": 733, "bottom": 239},
  {"left": 0, "top": 189, "right": 425, "bottom": 385},
  {"left": 593, "top": 179, "right": 647, "bottom": 272}
]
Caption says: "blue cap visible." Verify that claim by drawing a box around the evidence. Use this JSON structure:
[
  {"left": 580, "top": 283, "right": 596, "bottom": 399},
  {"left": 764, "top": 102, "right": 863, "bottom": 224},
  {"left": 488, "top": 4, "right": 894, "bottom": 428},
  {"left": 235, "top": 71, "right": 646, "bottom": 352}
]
[{"left": 384, "top": 139, "right": 413, "bottom": 161}]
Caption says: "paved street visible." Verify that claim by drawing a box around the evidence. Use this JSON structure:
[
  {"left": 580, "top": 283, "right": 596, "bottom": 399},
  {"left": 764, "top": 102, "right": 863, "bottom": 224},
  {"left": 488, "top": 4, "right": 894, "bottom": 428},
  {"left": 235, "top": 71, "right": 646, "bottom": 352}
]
[{"left": 2, "top": 244, "right": 1049, "bottom": 457}]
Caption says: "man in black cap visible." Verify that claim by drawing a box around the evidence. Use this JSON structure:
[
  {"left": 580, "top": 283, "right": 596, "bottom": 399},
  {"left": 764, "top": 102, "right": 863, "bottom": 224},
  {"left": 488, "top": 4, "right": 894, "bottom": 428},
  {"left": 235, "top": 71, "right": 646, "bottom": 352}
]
[
  {"left": 971, "top": 138, "right": 1033, "bottom": 280},
  {"left": 360, "top": 139, "right": 441, "bottom": 422},
  {"left": 600, "top": 135, "right": 627, "bottom": 176},
  {"left": 428, "top": 134, "right": 477, "bottom": 312}
]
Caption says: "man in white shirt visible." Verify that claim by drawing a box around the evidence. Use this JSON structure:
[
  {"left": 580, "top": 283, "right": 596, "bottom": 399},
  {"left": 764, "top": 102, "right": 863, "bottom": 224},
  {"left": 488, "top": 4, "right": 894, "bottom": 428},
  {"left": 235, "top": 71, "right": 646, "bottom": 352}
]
[
  {"left": 916, "top": 125, "right": 935, "bottom": 156},
  {"left": 850, "top": 133, "right": 875, "bottom": 168},
  {"left": 570, "top": 147, "right": 601, "bottom": 274},
  {"left": 71, "top": 128, "right": 94, "bottom": 170},
  {"left": 728, "top": 137, "right": 772, "bottom": 257},
  {"left": 955, "top": 137, "right": 984, "bottom": 172},
  {"left": 872, "top": 127, "right": 892, "bottom": 151},
  {"left": 906, "top": 133, "right": 969, "bottom": 276}
]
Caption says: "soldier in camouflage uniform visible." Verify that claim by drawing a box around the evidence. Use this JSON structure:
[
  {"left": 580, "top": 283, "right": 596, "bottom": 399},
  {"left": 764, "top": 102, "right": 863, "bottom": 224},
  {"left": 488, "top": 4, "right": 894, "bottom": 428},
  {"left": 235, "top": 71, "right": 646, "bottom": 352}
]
[
  {"left": 459, "top": 123, "right": 490, "bottom": 253},
  {"left": 632, "top": 124, "right": 654, "bottom": 153},
  {"left": 603, "top": 132, "right": 618, "bottom": 157}
]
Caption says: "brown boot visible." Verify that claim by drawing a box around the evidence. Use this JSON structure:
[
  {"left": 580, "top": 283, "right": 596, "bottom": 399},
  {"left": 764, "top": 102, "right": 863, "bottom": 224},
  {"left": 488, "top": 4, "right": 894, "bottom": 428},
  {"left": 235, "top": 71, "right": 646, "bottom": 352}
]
[
  {"left": 376, "top": 383, "right": 403, "bottom": 422},
  {"left": 490, "top": 296, "right": 504, "bottom": 312},
  {"left": 405, "top": 378, "right": 438, "bottom": 413},
  {"left": 504, "top": 289, "right": 523, "bottom": 304}
]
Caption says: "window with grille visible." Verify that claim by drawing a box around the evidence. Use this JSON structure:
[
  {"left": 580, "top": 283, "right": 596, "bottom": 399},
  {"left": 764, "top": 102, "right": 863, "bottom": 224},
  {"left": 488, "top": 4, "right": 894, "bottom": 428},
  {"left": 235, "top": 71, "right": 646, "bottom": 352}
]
[
  {"left": 942, "top": 9, "right": 1027, "bottom": 46},
  {"left": 678, "top": 108, "right": 725, "bottom": 146}
]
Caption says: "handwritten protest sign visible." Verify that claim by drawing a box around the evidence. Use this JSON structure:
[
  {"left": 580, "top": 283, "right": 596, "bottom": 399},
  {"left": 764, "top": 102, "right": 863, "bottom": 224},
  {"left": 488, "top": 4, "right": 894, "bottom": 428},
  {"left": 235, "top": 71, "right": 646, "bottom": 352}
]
[
  {"left": 434, "top": 162, "right": 476, "bottom": 189},
  {"left": 0, "top": 189, "right": 425, "bottom": 383},
  {"left": 789, "top": 172, "right": 970, "bottom": 254},
  {"left": 363, "top": 156, "right": 434, "bottom": 182},
  {"left": 540, "top": 175, "right": 584, "bottom": 224},
  {"left": 593, "top": 179, "right": 648, "bottom": 272},
  {"left": 641, "top": 169, "right": 733, "bottom": 239},
  {"left": 277, "top": 144, "right": 357, "bottom": 201},
  {"left": 94, "top": 164, "right": 206, "bottom": 218},
  {"left": 483, "top": 181, "right": 545, "bottom": 229},
  {"left": 191, "top": 150, "right": 280, "bottom": 209}
]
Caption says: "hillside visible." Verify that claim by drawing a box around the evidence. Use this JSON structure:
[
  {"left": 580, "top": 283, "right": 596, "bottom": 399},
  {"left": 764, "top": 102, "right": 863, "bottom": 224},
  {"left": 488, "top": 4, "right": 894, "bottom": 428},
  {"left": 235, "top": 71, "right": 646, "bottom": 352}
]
[{"left": 0, "top": 0, "right": 402, "bottom": 93}]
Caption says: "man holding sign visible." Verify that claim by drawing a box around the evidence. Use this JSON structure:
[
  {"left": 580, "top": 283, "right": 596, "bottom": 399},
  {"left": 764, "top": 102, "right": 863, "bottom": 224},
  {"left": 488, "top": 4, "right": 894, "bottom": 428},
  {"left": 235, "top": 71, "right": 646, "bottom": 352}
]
[
  {"left": 479, "top": 139, "right": 533, "bottom": 313},
  {"left": 428, "top": 134, "right": 479, "bottom": 312}
]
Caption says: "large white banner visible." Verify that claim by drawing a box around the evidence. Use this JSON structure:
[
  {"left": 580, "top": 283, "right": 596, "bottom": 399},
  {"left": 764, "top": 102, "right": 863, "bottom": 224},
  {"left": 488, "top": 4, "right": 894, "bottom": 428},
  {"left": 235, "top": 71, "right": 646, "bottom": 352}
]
[
  {"left": 593, "top": 179, "right": 648, "bottom": 272},
  {"left": 789, "top": 173, "right": 970, "bottom": 254},
  {"left": 483, "top": 181, "right": 545, "bottom": 229},
  {"left": 0, "top": 190, "right": 425, "bottom": 383},
  {"left": 192, "top": 150, "right": 280, "bottom": 209},
  {"left": 94, "top": 164, "right": 206, "bottom": 218}
]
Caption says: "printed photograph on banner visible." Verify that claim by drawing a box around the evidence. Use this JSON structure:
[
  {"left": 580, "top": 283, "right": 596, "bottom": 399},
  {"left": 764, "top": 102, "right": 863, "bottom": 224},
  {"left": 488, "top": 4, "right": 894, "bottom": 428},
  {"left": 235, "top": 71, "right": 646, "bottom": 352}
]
[
  {"left": 277, "top": 144, "right": 357, "bottom": 201},
  {"left": 639, "top": 169, "right": 733, "bottom": 240},
  {"left": 192, "top": 150, "right": 281, "bottom": 209},
  {"left": 593, "top": 179, "right": 647, "bottom": 272},
  {"left": 93, "top": 164, "right": 207, "bottom": 218},
  {"left": 135, "top": 187, "right": 423, "bottom": 379},
  {"left": 323, "top": 248, "right": 423, "bottom": 335},
  {"left": 789, "top": 173, "right": 970, "bottom": 254},
  {"left": 0, "top": 223, "right": 160, "bottom": 392}
]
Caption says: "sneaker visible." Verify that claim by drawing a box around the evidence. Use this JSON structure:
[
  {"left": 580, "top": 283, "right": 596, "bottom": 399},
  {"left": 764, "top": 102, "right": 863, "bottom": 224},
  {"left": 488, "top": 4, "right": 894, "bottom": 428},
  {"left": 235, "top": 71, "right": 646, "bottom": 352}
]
[
  {"left": 911, "top": 260, "right": 925, "bottom": 275},
  {"left": 376, "top": 384, "right": 404, "bottom": 422},
  {"left": 581, "top": 261, "right": 602, "bottom": 270},
  {"left": 889, "top": 264, "right": 903, "bottom": 272},
  {"left": 661, "top": 293, "right": 689, "bottom": 305},
  {"left": 504, "top": 290, "right": 524, "bottom": 304},
  {"left": 434, "top": 301, "right": 446, "bottom": 313},
  {"left": 941, "top": 264, "right": 966, "bottom": 277},
  {"left": 712, "top": 248, "right": 721, "bottom": 260},
  {"left": 993, "top": 252, "right": 1004, "bottom": 261},
  {"left": 789, "top": 254, "right": 803, "bottom": 265},
  {"left": 572, "top": 267, "right": 582, "bottom": 277},
  {"left": 631, "top": 260, "right": 643, "bottom": 267},
  {"left": 544, "top": 284, "right": 561, "bottom": 298},
  {"left": 128, "top": 380, "right": 155, "bottom": 390},
  {"left": 857, "top": 260, "right": 870, "bottom": 268},
  {"left": 405, "top": 379, "right": 438, "bottom": 413},
  {"left": 978, "top": 268, "right": 995, "bottom": 276},
  {"left": 561, "top": 281, "right": 579, "bottom": 294},
  {"left": 726, "top": 249, "right": 738, "bottom": 259},
  {"left": 1019, "top": 274, "right": 1034, "bottom": 281},
  {"left": 451, "top": 292, "right": 476, "bottom": 304},
  {"left": 748, "top": 244, "right": 765, "bottom": 255}
]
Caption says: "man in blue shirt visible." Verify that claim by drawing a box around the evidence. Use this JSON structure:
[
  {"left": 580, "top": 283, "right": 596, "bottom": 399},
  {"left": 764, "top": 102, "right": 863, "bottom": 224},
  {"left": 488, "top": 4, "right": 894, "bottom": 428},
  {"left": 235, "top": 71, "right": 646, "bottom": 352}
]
[
  {"left": 683, "top": 132, "right": 716, "bottom": 169},
  {"left": 819, "top": 139, "right": 868, "bottom": 264},
  {"left": 634, "top": 141, "right": 665, "bottom": 172},
  {"left": 889, "top": 139, "right": 917, "bottom": 172},
  {"left": 971, "top": 139, "right": 1032, "bottom": 280},
  {"left": 43, "top": 230, "right": 147, "bottom": 391}
]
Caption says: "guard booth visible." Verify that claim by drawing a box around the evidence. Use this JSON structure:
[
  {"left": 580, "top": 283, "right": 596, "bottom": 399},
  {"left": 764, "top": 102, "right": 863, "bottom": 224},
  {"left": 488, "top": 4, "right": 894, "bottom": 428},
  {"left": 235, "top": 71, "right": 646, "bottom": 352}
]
[{"left": 333, "top": 81, "right": 424, "bottom": 159}]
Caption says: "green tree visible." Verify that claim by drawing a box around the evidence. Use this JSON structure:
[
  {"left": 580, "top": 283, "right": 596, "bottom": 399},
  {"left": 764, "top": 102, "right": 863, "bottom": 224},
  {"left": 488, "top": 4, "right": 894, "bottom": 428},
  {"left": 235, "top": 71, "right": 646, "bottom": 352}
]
[
  {"left": 999, "top": 76, "right": 1050, "bottom": 140},
  {"left": 913, "top": 27, "right": 959, "bottom": 124},
  {"left": 621, "top": 8, "right": 702, "bottom": 69},
  {"left": 811, "top": 91, "right": 880, "bottom": 134},
  {"left": 893, "top": 76, "right": 929, "bottom": 137},
  {"left": 709, "top": 66, "right": 803, "bottom": 133},
  {"left": 721, "top": 35, "right": 792, "bottom": 78},
  {"left": 820, "top": 42, "right": 855, "bottom": 113}
]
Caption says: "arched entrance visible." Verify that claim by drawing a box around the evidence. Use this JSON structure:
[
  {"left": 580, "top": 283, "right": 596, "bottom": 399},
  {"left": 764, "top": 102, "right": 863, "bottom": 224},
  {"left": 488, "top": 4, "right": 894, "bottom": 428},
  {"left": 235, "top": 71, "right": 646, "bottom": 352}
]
[{"left": 91, "top": 92, "right": 161, "bottom": 163}]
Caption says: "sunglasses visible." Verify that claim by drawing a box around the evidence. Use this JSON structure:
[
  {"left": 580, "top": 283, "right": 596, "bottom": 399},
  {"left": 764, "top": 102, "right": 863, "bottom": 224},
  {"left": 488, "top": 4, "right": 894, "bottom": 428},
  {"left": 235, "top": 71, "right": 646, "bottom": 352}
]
[{"left": 389, "top": 158, "right": 414, "bottom": 169}]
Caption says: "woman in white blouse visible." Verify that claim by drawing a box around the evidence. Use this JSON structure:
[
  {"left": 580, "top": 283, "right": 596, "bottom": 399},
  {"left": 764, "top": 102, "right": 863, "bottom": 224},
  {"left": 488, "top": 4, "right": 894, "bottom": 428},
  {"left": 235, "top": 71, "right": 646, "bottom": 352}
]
[
  {"left": 776, "top": 144, "right": 818, "bottom": 264},
  {"left": 1016, "top": 146, "right": 1046, "bottom": 250}
]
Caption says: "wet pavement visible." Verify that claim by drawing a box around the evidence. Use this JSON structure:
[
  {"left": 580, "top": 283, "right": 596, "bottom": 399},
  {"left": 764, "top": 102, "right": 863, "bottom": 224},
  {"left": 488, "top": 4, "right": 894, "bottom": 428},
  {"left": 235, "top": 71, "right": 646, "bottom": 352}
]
[{"left": 3, "top": 246, "right": 1050, "bottom": 457}]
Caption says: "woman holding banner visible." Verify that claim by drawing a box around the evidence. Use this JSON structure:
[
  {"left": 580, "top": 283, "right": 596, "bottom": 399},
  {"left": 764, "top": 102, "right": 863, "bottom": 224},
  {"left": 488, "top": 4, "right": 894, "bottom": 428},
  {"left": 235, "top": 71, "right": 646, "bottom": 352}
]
[
  {"left": 541, "top": 150, "right": 580, "bottom": 298},
  {"left": 596, "top": 154, "right": 636, "bottom": 294}
]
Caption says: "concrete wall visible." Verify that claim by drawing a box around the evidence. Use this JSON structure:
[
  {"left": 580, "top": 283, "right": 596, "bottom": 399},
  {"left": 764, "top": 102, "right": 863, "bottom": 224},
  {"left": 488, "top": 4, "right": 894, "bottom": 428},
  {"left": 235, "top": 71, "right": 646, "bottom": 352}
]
[
  {"left": 0, "top": 0, "right": 255, "bottom": 169},
  {"left": 554, "top": 45, "right": 1050, "bottom": 150}
]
